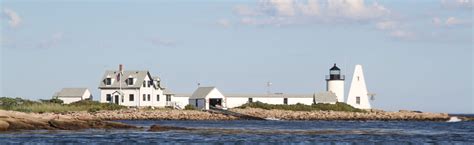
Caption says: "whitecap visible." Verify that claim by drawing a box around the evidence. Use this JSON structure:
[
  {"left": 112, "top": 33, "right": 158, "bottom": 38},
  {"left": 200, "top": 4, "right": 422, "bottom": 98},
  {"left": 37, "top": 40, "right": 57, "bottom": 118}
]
[{"left": 447, "top": 116, "right": 462, "bottom": 122}]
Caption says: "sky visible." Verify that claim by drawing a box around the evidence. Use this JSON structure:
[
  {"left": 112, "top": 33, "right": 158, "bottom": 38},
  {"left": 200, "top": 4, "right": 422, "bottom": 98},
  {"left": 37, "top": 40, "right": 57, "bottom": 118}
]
[{"left": 1, "top": 0, "right": 472, "bottom": 113}]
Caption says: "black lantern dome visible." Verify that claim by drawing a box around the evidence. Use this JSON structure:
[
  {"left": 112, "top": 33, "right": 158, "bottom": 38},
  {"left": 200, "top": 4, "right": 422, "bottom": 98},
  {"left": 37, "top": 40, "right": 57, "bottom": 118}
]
[{"left": 327, "top": 63, "right": 344, "bottom": 80}]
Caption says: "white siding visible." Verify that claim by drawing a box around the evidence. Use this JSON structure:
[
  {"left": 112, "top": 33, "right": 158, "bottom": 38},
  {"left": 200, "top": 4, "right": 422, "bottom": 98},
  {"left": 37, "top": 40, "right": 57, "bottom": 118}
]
[
  {"left": 327, "top": 80, "right": 344, "bottom": 102},
  {"left": 172, "top": 96, "right": 190, "bottom": 109},
  {"left": 58, "top": 97, "right": 83, "bottom": 104},
  {"left": 226, "top": 97, "right": 249, "bottom": 108}
]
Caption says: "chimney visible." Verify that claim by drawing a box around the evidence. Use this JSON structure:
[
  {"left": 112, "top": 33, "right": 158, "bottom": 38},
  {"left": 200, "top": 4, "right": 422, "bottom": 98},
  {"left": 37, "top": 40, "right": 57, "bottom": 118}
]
[{"left": 119, "top": 64, "right": 123, "bottom": 72}]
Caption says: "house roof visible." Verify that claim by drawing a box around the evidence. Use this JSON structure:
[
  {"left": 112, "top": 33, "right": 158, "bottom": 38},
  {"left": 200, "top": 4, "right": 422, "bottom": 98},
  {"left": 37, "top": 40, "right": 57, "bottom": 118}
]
[
  {"left": 190, "top": 87, "right": 216, "bottom": 99},
  {"left": 314, "top": 92, "right": 338, "bottom": 103},
  {"left": 54, "top": 88, "right": 88, "bottom": 98},
  {"left": 98, "top": 70, "right": 151, "bottom": 89},
  {"left": 163, "top": 88, "right": 174, "bottom": 95}
]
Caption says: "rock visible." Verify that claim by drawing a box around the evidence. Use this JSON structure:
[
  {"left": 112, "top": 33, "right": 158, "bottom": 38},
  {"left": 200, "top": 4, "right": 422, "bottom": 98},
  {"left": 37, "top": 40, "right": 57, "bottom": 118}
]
[
  {"left": 49, "top": 119, "right": 90, "bottom": 130},
  {"left": 3, "top": 118, "right": 36, "bottom": 130},
  {"left": 148, "top": 124, "right": 192, "bottom": 132},
  {"left": 0, "top": 120, "right": 9, "bottom": 131}
]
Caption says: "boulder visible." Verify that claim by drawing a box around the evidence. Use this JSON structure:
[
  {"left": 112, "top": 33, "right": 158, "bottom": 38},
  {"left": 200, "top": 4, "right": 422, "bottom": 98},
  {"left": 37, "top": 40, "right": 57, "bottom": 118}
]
[
  {"left": 48, "top": 119, "right": 90, "bottom": 130},
  {"left": 0, "top": 120, "right": 9, "bottom": 131}
]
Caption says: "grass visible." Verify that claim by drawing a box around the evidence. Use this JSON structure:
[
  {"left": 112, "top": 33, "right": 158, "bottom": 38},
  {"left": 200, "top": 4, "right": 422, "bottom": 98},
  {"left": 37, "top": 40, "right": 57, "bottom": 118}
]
[
  {"left": 0, "top": 97, "right": 125, "bottom": 113},
  {"left": 236, "top": 101, "right": 365, "bottom": 112}
]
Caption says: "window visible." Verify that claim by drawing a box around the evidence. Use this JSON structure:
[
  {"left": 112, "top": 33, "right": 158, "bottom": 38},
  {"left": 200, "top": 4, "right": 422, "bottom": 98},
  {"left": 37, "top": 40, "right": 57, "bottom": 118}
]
[
  {"left": 157, "top": 95, "right": 160, "bottom": 101},
  {"left": 129, "top": 94, "right": 134, "bottom": 101},
  {"left": 357, "top": 76, "right": 360, "bottom": 81},
  {"left": 105, "top": 78, "right": 112, "bottom": 85},
  {"left": 356, "top": 96, "right": 361, "bottom": 104},
  {"left": 147, "top": 94, "right": 151, "bottom": 101},
  {"left": 106, "top": 94, "right": 112, "bottom": 101},
  {"left": 248, "top": 98, "right": 253, "bottom": 103},
  {"left": 195, "top": 100, "right": 198, "bottom": 107},
  {"left": 283, "top": 98, "right": 288, "bottom": 105},
  {"left": 166, "top": 95, "right": 171, "bottom": 101},
  {"left": 143, "top": 94, "right": 146, "bottom": 101},
  {"left": 121, "top": 95, "right": 124, "bottom": 102},
  {"left": 147, "top": 81, "right": 151, "bottom": 88},
  {"left": 127, "top": 78, "right": 134, "bottom": 85},
  {"left": 143, "top": 81, "right": 146, "bottom": 87}
]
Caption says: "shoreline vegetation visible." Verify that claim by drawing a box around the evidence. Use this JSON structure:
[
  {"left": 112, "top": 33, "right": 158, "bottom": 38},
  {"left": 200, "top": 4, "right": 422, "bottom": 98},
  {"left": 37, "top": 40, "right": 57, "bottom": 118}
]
[{"left": 0, "top": 97, "right": 471, "bottom": 132}]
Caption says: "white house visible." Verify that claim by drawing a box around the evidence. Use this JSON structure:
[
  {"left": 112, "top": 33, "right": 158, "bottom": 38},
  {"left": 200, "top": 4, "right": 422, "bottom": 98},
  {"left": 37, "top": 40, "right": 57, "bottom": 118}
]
[
  {"left": 53, "top": 88, "right": 92, "bottom": 104},
  {"left": 98, "top": 65, "right": 175, "bottom": 108},
  {"left": 189, "top": 87, "right": 226, "bottom": 110}
]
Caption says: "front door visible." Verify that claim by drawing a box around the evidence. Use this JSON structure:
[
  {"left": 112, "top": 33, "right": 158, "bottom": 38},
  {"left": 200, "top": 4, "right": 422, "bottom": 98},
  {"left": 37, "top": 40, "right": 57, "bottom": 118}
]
[{"left": 114, "top": 95, "right": 119, "bottom": 105}]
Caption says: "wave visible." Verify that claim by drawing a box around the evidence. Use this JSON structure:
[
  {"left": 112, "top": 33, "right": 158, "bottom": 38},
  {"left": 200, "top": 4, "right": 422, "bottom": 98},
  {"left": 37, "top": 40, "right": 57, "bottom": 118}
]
[{"left": 447, "top": 117, "right": 462, "bottom": 122}]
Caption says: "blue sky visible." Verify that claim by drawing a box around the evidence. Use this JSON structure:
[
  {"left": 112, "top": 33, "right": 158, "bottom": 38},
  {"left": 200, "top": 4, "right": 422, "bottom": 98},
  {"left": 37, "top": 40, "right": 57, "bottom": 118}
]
[{"left": 1, "top": 0, "right": 472, "bottom": 113}]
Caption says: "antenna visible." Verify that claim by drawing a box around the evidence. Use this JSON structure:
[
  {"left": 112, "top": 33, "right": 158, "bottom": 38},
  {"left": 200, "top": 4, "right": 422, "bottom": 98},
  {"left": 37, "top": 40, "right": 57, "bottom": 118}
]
[{"left": 266, "top": 81, "right": 272, "bottom": 95}]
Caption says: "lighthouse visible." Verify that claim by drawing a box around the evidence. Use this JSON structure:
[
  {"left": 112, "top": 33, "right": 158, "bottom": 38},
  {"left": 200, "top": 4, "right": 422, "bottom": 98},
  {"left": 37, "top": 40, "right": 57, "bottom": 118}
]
[{"left": 326, "top": 63, "right": 345, "bottom": 102}]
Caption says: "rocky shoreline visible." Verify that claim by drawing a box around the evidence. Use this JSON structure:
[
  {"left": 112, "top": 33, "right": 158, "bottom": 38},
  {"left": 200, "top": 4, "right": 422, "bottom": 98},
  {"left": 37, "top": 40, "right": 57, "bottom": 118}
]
[
  {"left": 53, "top": 108, "right": 451, "bottom": 121},
  {"left": 0, "top": 108, "right": 461, "bottom": 131},
  {"left": 0, "top": 110, "right": 137, "bottom": 132},
  {"left": 232, "top": 108, "right": 451, "bottom": 121}
]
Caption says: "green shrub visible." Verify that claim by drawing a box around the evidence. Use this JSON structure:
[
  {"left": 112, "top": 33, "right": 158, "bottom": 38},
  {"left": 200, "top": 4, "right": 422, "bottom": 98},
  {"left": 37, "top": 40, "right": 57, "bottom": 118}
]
[
  {"left": 87, "top": 107, "right": 101, "bottom": 113},
  {"left": 0, "top": 97, "right": 125, "bottom": 113},
  {"left": 40, "top": 98, "right": 64, "bottom": 104},
  {"left": 184, "top": 104, "right": 197, "bottom": 110},
  {"left": 236, "top": 101, "right": 364, "bottom": 112}
]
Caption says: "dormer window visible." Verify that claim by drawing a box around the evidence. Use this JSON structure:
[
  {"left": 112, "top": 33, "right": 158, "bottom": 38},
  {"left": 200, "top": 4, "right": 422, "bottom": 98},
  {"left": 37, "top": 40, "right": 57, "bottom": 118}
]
[
  {"left": 127, "top": 78, "right": 134, "bottom": 85},
  {"left": 105, "top": 78, "right": 112, "bottom": 85}
]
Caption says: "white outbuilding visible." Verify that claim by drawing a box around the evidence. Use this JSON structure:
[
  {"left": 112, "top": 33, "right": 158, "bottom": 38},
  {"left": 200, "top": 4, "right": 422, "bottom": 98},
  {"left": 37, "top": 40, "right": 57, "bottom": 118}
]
[
  {"left": 346, "top": 64, "right": 372, "bottom": 109},
  {"left": 53, "top": 88, "right": 92, "bottom": 104},
  {"left": 189, "top": 87, "right": 226, "bottom": 110}
]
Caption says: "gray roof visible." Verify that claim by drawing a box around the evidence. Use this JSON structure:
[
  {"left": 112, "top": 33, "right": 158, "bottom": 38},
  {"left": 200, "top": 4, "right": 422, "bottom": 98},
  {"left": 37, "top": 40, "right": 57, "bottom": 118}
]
[
  {"left": 163, "top": 88, "right": 174, "bottom": 95},
  {"left": 174, "top": 93, "right": 192, "bottom": 97},
  {"left": 54, "top": 88, "right": 88, "bottom": 98},
  {"left": 98, "top": 70, "right": 152, "bottom": 89},
  {"left": 190, "top": 87, "right": 216, "bottom": 99},
  {"left": 225, "top": 93, "right": 314, "bottom": 98},
  {"left": 314, "top": 92, "right": 338, "bottom": 103}
]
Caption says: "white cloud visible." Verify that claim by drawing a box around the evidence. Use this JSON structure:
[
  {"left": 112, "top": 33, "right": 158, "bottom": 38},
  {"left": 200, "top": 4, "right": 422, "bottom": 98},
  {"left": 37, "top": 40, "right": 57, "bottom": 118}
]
[
  {"left": 38, "top": 32, "right": 64, "bottom": 48},
  {"left": 265, "top": 0, "right": 296, "bottom": 16},
  {"left": 2, "top": 8, "right": 21, "bottom": 28},
  {"left": 433, "top": 17, "right": 470, "bottom": 27},
  {"left": 326, "top": 0, "right": 390, "bottom": 20},
  {"left": 298, "top": 0, "right": 320, "bottom": 16},
  {"left": 375, "top": 20, "right": 397, "bottom": 30},
  {"left": 217, "top": 19, "right": 232, "bottom": 28},
  {"left": 234, "top": 5, "right": 261, "bottom": 16},
  {"left": 446, "top": 17, "right": 463, "bottom": 25},
  {"left": 441, "top": 0, "right": 472, "bottom": 9},
  {"left": 233, "top": 0, "right": 391, "bottom": 26},
  {"left": 389, "top": 30, "right": 415, "bottom": 39}
]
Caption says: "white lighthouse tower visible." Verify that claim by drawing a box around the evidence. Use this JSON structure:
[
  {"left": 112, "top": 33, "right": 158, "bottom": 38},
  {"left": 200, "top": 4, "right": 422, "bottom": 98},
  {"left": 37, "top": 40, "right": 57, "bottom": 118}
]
[
  {"left": 326, "top": 63, "right": 345, "bottom": 102},
  {"left": 346, "top": 64, "right": 372, "bottom": 109}
]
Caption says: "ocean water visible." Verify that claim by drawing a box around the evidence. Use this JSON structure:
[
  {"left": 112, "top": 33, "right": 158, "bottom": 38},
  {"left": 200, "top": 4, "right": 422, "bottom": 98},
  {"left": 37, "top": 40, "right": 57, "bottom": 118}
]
[{"left": 0, "top": 120, "right": 473, "bottom": 144}]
